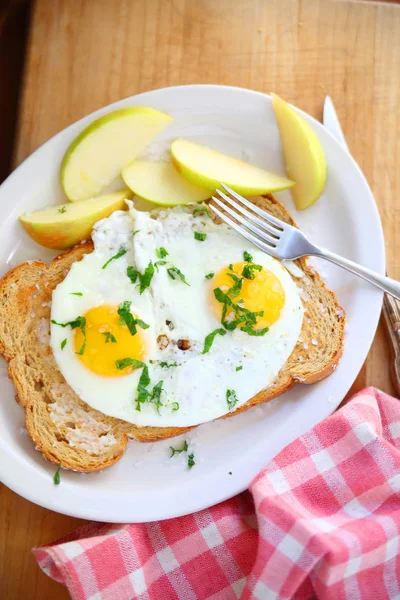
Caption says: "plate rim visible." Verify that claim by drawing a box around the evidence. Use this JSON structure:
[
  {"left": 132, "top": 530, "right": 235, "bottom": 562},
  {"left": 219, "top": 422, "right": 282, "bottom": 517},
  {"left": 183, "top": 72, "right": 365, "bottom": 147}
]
[{"left": 0, "top": 84, "right": 385, "bottom": 522}]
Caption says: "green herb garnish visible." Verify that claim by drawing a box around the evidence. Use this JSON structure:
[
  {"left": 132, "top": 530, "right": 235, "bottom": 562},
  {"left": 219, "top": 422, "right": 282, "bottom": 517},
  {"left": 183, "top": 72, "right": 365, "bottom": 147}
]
[
  {"left": 229, "top": 471, "right": 232, "bottom": 475},
  {"left": 61, "top": 339, "right": 67, "bottom": 350},
  {"left": 236, "top": 366, "right": 242, "bottom": 372},
  {"left": 156, "top": 247, "right": 169, "bottom": 259},
  {"left": 170, "top": 440, "right": 188, "bottom": 457},
  {"left": 213, "top": 288, "right": 268, "bottom": 337},
  {"left": 127, "top": 266, "right": 140, "bottom": 284},
  {"left": 132, "top": 229, "right": 140, "bottom": 237},
  {"left": 117, "top": 301, "right": 149, "bottom": 336},
  {"left": 127, "top": 262, "right": 154, "bottom": 293},
  {"left": 243, "top": 250, "right": 253, "bottom": 262},
  {"left": 136, "top": 365, "right": 151, "bottom": 411},
  {"left": 226, "top": 389, "right": 238, "bottom": 411},
  {"left": 150, "top": 380, "right": 164, "bottom": 414},
  {"left": 202, "top": 328, "right": 226, "bottom": 354},
  {"left": 205, "top": 273, "right": 214, "bottom": 279},
  {"left": 102, "top": 247, "right": 127, "bottom": 269},
  {"left": 194, "top": 231, "right": 207, "bottom": 242},
  {"left": 53, "top": 464, "right": 61, "bottom": 485},
  {"left": 188, "top": 453, "right": 195, "bottom": 469},
  {"left": 242, "top": 263, "right": 263, "bottom": 280},
  {"left": 51, "top": 316, "right": 86, "bottom": 355},
  {"left": 240, "top": 324, "right": 269, "bottom": 336},
  {"left": 167, "top": 267, "right": 190, "bottom": 286},
  {"left": 226, "top": 273, "right": 243, "bottom": 298},
  {"left": 57, "top": 206, "right": 67, "bottom": 214},
  {"left": 102, "top": 332, "right": 117, "bottom": 343},
  {"left": 158, "top": 361, "right": 178, "bottom": 368},
  {"left": 115, "top": 357, "right": 145, "bottom": 370},
  {"left": 154, "top": 260, "right": 167, "bottom": 272},
  {"left": 193, "top": 206, "right": 211, "bottom": 218},
  {"left": 70, "top": 292, "right": 83, "bottom": 296},
  {"left": 171, "top": 402, "right": 179, "bottom": 411}
]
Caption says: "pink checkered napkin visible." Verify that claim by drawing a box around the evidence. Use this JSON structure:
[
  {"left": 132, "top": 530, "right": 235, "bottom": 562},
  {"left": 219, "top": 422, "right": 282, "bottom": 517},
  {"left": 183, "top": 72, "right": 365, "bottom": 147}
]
[{"left": 34, "top": 387, "right": 400, "bottom": 600}]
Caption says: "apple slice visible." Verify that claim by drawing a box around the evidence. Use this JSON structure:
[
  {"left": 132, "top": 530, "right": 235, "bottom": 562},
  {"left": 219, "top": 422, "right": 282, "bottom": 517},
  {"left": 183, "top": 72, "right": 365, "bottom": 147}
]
[
  {"left": 19, "top": 189, "right": 131, "bottom": 250},
  {"left": 61, "top": 107, "right": 172, "bottom": 201},
  {"left": 170, "top": 139, "right": 294, "bottom": 195},
  {"left": 122, "top": 160, "right": 211, "bottom": 206},
  {"left": 271, "top": 94, "right": 327, "bottom": 210}
]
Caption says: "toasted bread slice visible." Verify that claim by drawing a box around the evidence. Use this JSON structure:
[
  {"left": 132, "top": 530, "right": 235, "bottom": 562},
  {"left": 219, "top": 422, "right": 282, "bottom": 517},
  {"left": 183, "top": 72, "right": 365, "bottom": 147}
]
[{"left": 0, "top": 195, "right": 345, "bottom": 472}]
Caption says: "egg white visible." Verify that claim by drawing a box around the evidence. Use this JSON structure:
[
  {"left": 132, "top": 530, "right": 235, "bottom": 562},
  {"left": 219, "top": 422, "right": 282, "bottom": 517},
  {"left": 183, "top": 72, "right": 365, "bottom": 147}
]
[{"left": 50, "top": 204, "right": 304, "bottom": 427}]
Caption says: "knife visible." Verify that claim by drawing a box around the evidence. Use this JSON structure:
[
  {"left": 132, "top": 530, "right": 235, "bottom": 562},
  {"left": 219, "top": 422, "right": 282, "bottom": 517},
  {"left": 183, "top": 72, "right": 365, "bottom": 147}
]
[{"left": 322, "top": 96, "right": 400, "bottom": 396}]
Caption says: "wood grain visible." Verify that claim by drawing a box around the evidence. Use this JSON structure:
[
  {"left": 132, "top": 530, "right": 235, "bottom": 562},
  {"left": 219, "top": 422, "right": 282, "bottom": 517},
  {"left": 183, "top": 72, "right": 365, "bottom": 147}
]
[{"left": 2, "top": 0, "right": 400, "bottom": 598}]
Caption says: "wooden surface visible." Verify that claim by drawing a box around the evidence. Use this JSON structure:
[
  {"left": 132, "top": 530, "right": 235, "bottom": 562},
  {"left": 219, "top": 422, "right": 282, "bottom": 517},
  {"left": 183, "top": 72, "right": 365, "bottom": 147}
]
[{"left": 2, "top": 0, "right": 400, "bottom": 598}]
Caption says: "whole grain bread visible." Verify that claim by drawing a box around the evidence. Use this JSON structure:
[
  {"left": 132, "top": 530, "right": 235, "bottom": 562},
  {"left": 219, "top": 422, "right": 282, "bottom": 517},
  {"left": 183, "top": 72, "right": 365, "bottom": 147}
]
[{"left": 0, "top": 195, "right": 345, "bottom": 472}]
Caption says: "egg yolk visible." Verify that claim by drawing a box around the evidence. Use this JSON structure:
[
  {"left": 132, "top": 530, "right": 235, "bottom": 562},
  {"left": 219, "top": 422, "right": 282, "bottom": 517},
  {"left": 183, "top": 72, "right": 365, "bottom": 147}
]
[
  {"left": 74, "top": 304, "right": 146, "bottom": 377},
  {"left": 210, "top": 262, "right": 285, "bottom": 328}
]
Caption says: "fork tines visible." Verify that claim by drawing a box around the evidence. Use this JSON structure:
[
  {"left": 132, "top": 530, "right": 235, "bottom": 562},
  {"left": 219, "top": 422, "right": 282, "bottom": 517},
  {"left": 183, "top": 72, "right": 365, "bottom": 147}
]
[{"left": 209, "top": 184, "right": 284, "bottom": 255}]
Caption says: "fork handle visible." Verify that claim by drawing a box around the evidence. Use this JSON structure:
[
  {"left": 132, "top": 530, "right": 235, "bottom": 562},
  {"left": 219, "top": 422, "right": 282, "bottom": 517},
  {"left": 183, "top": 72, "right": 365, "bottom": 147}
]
[{"left": 312, "top": 247, "right": 400, "bottom": 300}]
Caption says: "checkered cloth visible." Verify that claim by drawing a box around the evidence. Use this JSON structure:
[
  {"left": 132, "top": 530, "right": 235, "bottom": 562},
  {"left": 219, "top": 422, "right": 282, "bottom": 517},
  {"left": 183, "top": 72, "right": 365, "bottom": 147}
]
[{"left": 33, "top": 387, "right": 400, "bottom": 599}]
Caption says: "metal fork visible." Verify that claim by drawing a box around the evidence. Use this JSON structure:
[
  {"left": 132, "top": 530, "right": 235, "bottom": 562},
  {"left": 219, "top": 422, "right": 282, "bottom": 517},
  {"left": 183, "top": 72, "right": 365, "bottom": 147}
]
[{"left": 210, "top": 184, "right": 400, "bottom": 300}]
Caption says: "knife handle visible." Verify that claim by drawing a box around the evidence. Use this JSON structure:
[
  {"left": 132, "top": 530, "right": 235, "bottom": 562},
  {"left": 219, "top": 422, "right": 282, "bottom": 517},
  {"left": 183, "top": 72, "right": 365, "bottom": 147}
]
[{"left": 383, "top": 294, "right": 400, "bottom": 396}]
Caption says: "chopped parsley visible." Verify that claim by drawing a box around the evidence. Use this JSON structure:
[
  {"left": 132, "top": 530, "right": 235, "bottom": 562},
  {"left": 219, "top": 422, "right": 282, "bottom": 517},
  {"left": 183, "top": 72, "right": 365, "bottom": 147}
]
[
  {"left": 213, "top": 287, "right": 269, "bottom": 337},
  {"left": 151, "top": 380, "right": 164, "bottom": 414},
  {"left": 117, "top": 301, "right": 149, "bottom": 336},
  {"left": 53, "top": 464, "right": 61, "bottom": 485},
  {"left": 57, "top": 206, "right": 67, "bottom": 214},
  {"left": 51, "top": 316, "right": 86, "bottom": 355},
  {"left": 171, "top": 402, "right": 179, "bottom": 411},
  {"left": 169, "top": 440, "right": 195, "bottom": 469},
  {"left": 61, "top": 339, "right": 67, "bottom": 350},
  {"left": 70, "top": 292, "right": 83, "bottom": 296},
  {"left": 156, "top": 247, "right": 169, "bottom": 259},
  {"left": 194, "top": 231, "right": 207, "bottom": 242},
  {"left": 134, "top": 366, "right": 165, "bottom": 413},
  {"left": 229, "top": 471, "right": 232, "bottom": 475},
  {"left": 236, "top": 365, "right": 243, "bottom": 372},
  {"left": 226, "top": 272, "right": 242, "bottom": 297},
  {"left": 154, "top": 260, "right": 167, "bottom": 271},
  {"left": 205, "top": 272, "right": 214, "bottom": 279},
  {"left": 202, "top": 328, "right": 226, "bottom": 354},
  {"left": 132, "top": 229, "right": 140, "bottom": 237},
  {"left": 102, "top": 247, "right": 127, "bottom": 269},
  {"left": 167, "top": 267, "right": 190, "bottom": 286},
  {"left": 158, "top": 361, "right": 178, "bottom": 368},
  {"left": 136, "top": 365, "right": 151, "bottom": 411},
  {"left": 193, "top": 206, "right": 211, "bottom": 218},
  {"left": 243, "top": 250, "right": 253, "bottom": 262},
  {"left": 242, "top": 263, "right": 263, "bottom": 280},
  {"left": 170, "top": 440, "right": 188, "bottom": 457},
  {"left": 115, "top": 357, "right": 145, "bottom": 370},
  {"left": 127, "top": 262, "right": 154, "bottom": 293},
  {"left": 240, "top": 324, "right": 269, "bottom": 336},
  {"left": 127, "top": 266, "right": 140, "bottom": 284},
  {"left": 226, "top": 389, "right": 238, "bottom": 411},
  {"left": 102, "top": 332, "right": 117, "bottom": 343}
]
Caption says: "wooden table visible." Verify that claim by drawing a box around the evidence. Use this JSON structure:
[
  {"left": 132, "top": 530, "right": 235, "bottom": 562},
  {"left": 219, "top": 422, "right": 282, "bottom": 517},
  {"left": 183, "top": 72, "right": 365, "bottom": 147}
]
[{"left": 1, "top": 1, "right": 400, "bottom": 598}]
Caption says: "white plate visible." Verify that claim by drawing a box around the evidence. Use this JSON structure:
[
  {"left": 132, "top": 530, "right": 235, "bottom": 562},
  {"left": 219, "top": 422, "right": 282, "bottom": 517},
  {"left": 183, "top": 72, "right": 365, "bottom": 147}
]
[{"left": 0, "top": 85, "right": 384, "bottom": 522}]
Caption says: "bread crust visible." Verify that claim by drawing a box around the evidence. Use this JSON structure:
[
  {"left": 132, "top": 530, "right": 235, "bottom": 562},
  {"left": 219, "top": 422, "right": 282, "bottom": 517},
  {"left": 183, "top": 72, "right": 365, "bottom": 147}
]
[{"left": 0, "top": 196, "right": 345, "bottom": 472}]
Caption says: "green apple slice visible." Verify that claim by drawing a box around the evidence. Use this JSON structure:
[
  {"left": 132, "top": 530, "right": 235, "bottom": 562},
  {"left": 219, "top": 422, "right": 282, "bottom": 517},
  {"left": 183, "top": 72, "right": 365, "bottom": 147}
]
[
  {"left": 271, "top": 94, "right": 327, "bottom": 210},
  {"left": 122, "top": 160, "right": 211, "bottom": 206},
  {"left": 170, "top": 139, "right": 294, "bottom": 195},
  {"left": 61, "top": 107, "right": 173, "bottom": 201},
  {"left": 19, "top": 189, "right": 131, "bottom": 249}
]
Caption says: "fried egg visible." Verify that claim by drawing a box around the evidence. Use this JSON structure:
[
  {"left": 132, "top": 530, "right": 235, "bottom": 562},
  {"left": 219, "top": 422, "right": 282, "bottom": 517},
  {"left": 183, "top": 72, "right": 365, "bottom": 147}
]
[{"left": 50, "top": 203, "right": 304, "bottom": 427}]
